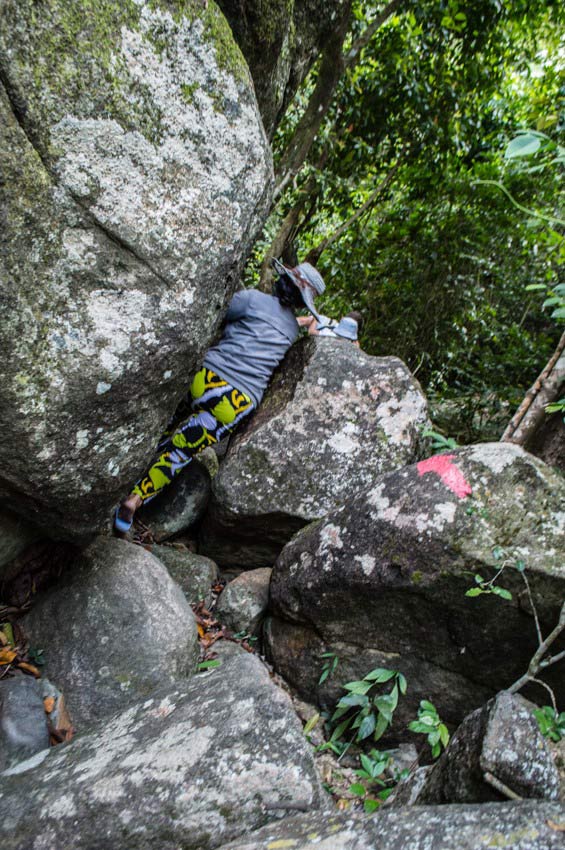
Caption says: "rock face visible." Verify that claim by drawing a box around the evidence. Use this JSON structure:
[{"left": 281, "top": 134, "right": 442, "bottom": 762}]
[
  {"left": 217, "top": 0, "right": 351, "bottom": 136},
  {"left": 0, "top": 509, "right": 41, "bottom": 580},
  {"left": 266, "top": 443, "right": 565, "bottom": 727},
  {"left": 138, "top": 459, "right": 211, "bottom": 541},
  {"left": 152, "top": 544, "right": 218, "bottom": 606},
  {"left": 216, "top": 568, "right": 272, "bottom": 635},
  {"left": 394, "top": 692, "right": 560, "bottom": 805},
  {"left": 218, "top": 802, "right": 565, "bottom": 850},
  {"left": 200, "top": 338, "right": 430, "bottom": 567},
  {"left": 24, "top": 538, "right": 199, "bottom": 727},
  {"left": 0, "top": 676, "right": 50, "bottom": 772},
  {"left": 0, "top": 0, "right": 273, "bottom": 540},
  {"left": 0, "top": 653, "right": 322, "bottom": 850}
]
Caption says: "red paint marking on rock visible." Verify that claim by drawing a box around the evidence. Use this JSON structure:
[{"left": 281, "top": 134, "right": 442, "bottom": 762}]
[{"left": 417, "top": 455, "right": 472, "bottom": 499}]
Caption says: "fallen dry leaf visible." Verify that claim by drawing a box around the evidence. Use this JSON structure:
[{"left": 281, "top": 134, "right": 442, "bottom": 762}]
[
  {"left": 43, "top": 696, "right": 55, "bottom": 714},
  {"left": 0, "top": 630, "right": 8, "bottom": 647},
  {"left": 0, "top": 647, "right": 17, "bottom": 665},
  {"left": 547, "top": 819, "right": 565, "bottom": 832},
  {"left": 18, "top": 661, "right": 41, "bottom": 677}
]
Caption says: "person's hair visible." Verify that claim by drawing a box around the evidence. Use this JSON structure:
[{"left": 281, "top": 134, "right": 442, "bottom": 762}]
[
  {"left": 273, "top": 274, "right": 306, "bottom": 310},
  {"left": 346, "top": 310, "right": 364, "bottom": 333}
]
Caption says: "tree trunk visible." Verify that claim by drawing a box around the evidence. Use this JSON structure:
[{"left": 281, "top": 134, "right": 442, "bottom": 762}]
[{"left": 500, "top": 330, "right": 565, "bottom": 450}]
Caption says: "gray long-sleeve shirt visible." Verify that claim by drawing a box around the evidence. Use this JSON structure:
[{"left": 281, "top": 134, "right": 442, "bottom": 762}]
[{"left": 203, "top": 289, "right": 299, "bottom": 407}]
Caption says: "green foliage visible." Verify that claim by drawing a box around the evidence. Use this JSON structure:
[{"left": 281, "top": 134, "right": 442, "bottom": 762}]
[
  {"left": 319, "top": 651, "right": 339, "bottom": 684},
  {"left": 422, "top": 427, "right": 459, "bottom": 452},
  {"left": 197, "top": 659, "right": 221, "bottom": 671},
  {"left": 465, "top": 545, "right": 526, "bottom": 600},
  {"left": 408, "top": 700, "right": 450, "bottom": 758},
  {"left": 533, "top": 705, "right": 565, "bottom": 742},
  {"left": 349, "top": 749, "right": 398, "bottom": 812},
  {"left": 329, "top": 667, "right": 407, "bottom": 746}
]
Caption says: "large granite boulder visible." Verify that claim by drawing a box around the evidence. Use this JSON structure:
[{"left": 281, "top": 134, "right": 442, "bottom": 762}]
[
  {"left": 200, "top": 338, "right": 430, "bottom": 567},
  {"left": 138, "top": 458, "right": 212, "bottom": 541},
  {"left": 218, "top": 802, "right": 565, "bottom": 850},
  {"left": 217, "top": 0, "right": 351, "bottom": 136},
  {"left": 266, "top": 443, "right": 565, "bottom": 728},
  {"left": 0, "top": 0, "right": 272, "bottom": 540},
  {"left": 0, "top": 653, "right": 322, "bottom": 850},
  {"left": 24, "top": 537, "right": 199, "bottom": 727},
  {"left": 151, "top": 544, "right": 219, "bottom": 606},
  {"left": 0, "top": 676, "right": 50, "bottom": 772}
]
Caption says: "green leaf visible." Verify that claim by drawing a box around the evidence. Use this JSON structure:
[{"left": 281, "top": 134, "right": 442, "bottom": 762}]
[
  {"left": 364, "top": 668, "right": 396, "bottom": 683},
  {"left": 343, "top": 680, "right": 373, "bottom": 695},
  {"left": 374, "top": 696, "right": 394, "bottom": 723},
  {"left": 374, "top": 711, "right": 389, "bottom": 741},
  {"left": 466, "top": 588, "right": 483, "bottom": 597},
  {"left": 420, "top": 700, "right": 437, "bottom": 712},
  {"left": 492, "top": 586, "right": 512, "bottom": 601},
  {"left": 439, "top": 724, "right": 450, "bottom": 747},
  {"left": 398, "top": 673, "right": 408, "bottom": 695},
  {"left": 364, "top": 798, "right": 380, "bottom": 814},
  {"left": 358, "top": 713, "right": 376, "bottom": 741},
  {"left": 505, "top": 134, "right": 542, "bottom": 159},
  {"left": 349, "top": 783, "right": 367, "bottom": 797},
  {"left": 197, "top": 659, "right": 221, "bottom": 671},
  {"left": 303, "top": 713, "right": 320, "bottom": 735},
  {"left": 330, "top": 716, "right": 353, "bottom": 742}
]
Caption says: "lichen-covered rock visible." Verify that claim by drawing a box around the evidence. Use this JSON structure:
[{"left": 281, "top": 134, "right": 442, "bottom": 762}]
[
  {"left": 216, "top": 568, "right": 272, "bottom": 635},
  {"left": 218, "top": 802, "right": 565, "bottom": 850},
  {"left": 151, "top": 543, "right": 218, "bottom": 606},
  {"left": 266, "top": 443, "right": 565, "bottom": 727},
  {"left": 0, "top": 509, "right": 41, "bottom": 580},
  {"left": 0, "top": 0, "right": 272, "bottom": 539},
  {"left": 200, "top": 338, "right": 430, "bottom": 567},
  {"left": 23, "top": 537, "right": 199, "bottom": 727},
  {"left": 393, "top": 692, "right": 560, "bottom": 805},
  {"left": 0, "top": 676, "right": 50, "bottom": 772},
  {"left": 0, "top": 653, "right": 322, "bottom": 850},
  {"left": 138, "top": 459, "right": 211, "bottom": 541},
  {"left": 217, "top": 0, "right": 350, "bottom": 136}
]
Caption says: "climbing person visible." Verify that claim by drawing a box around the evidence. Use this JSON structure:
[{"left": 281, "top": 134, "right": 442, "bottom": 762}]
[
  {"left": 298, "top": 310, "right": 363, "bottom": 347},
  {"left": 113, "top": 259, "right": 326, "bottom": 534}
]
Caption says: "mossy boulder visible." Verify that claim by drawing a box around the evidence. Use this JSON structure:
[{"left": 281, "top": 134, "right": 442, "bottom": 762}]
[
  {"left": 199, "top": 337, "right": 430, "bottom": 567},
  {"left": 266, "top": 443, "right": 565, "bottom": 728},
  {"left": 0, "top": 0, "right": 272, "bottom": 539},
  {"left": 217, "top": 0, "right": 350, "bottom": 135}
]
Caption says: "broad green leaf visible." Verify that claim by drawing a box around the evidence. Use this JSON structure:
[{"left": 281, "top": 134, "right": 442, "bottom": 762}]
[
  {"left": 330, "top": 716, "right": 352, "bottom": 742},
  {"left": 364, "top": 668, "right": 396, "bottom": 683},
  {"left": 303, "top": 713, "right": 320, "bottom": 735},
  {"left": 505, "top": 134, "right": 541, "bottom": 159},
  {"left": 358, "top": 713, "right": 376, "bottom": 740},
  {"left": 364, "top": 798, "right": 380, "bottom": 814},
  {"left": 466, "top": 588, "right": 483, "bottom": 597},
  {"left": 398, "top": 673, "right": 408, "bottom": 695},
  {"left": 374, "top": 711, "right": 389, "bottom": 741},
  {"left": 439, "top": 724, "right": 450, "bottom": 747},
  {"left": 344, "top": 680, "right": 373, "bottom": 695},
  {"left": 492, "top": 586, "right": 512, "bottom": 600}
]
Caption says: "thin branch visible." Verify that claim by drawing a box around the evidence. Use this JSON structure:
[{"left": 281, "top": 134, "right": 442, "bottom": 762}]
[
  {"left": 520, "top": 569, "right": 543, "bottom": 647},
  {"left": 508, "top": 602, "right": 565, "bottom": 695},
  {"left": 483, "top": 771, "right": 522, "bottom": 801},
  {"left": 528, "top": 677, "right": 558, "bottom": 714},
  {"left": 344, "top": 0, "right": 405, "bottom": 70},
  {"left": 540, "top": 649, "right": 565, "bottom": 669},
  {"left": 472, "top": 179, "right": 565, "bottom": 227}
]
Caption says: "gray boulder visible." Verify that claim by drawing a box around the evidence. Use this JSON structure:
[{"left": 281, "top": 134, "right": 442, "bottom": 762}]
[
  {"left": 151, "top": 544, "right": 218, "bottom": 606},
  {"left": 216, "top": 568, "right": 272, "bottom": 635},
  {"left": 0, "top": 0, "right": 272, "bottom": 540},
  {"left": 394, "top": 691, "right": 560, "bottom": 805},
  {"left": 218, "top": 802, "right": 565, "bottom": 850},
  {"left": 0, "top": 653, "right": 322, "bottom": 850},
  {"left": 0, "top": 509, "right": 41, "bottom": 581},
  {"left": 23, "top": 537, "right": 199, "bottom": 727},
  {"left": 218, "top": 0, "right": 351, "bottom": 136},
  {"left": 138, "top": 459, "right": 211, "bottom": 541},
  {"left": 0, "top": 676, "right": 50, "bottom": 772},
  {"left": 266, "top": 443, "right": 565, "bottom": 727},
  {"left": 200, "top": 338, "right": 430, "bottom": 567}
]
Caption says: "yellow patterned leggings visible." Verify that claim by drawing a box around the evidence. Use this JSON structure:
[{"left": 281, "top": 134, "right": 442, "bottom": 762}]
[{"left": 132, "top": 368, "right": 253, "bottom": 503}]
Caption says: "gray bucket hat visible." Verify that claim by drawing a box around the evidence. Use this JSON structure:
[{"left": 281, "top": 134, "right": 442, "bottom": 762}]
[
  {"left": 271, "top": 258, "right": 325, "bottom": 322},
  {"left": 333, "top": 316, "right": 358, "bottom": 341}
]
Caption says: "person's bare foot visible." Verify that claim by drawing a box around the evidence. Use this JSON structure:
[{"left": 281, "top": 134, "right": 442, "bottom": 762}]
[{"left": 113, "top": 494, "right": 143, "bottom": 538}]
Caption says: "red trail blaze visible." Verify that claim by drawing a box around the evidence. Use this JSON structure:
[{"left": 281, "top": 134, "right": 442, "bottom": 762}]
[{"left": 417, "top": 454, "right": 472, "bottom": 499}]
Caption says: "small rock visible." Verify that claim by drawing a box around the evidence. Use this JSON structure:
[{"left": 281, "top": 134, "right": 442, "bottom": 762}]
[
  {"left": 137, "top": 460, "right": 211, "bottom": 542},
  {"left": 216, "top": 568, "right": 272, "bottom": 635},
  {"left": 151, "top": 544, "right": 218, "bottom": 606},
  {"left": 0, "top": 675, "right": 49, "bottom": 771}
]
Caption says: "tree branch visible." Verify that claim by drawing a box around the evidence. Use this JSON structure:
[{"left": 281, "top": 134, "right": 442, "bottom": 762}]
[{"left": 344, "top": 0, "right": 405, "bottom": 70}]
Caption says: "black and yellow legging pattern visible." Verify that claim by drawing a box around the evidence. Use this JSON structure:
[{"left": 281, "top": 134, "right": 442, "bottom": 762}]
[{"left": 132, "top": 368, "right": 253, "bottom": 503}]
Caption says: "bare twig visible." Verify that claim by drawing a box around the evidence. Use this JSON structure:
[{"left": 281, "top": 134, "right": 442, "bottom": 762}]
[
  {"left": 483, "top": 771, "right": 522, "bottom": 801},
  {"left": 520, "top": 569, "right": 543, "bottom": 647},
  {"left": 528, "top": 677, "right": 558, "bottom": 714},
  {"left": 508, "top": 601, "right": 565, "bottom": 695}
]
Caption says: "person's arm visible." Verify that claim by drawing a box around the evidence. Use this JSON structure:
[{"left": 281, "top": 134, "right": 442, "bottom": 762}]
[
  {"left": 225, "top": 290, "right": 252, "bottom": 322},
  {"left": 297, "top": 315, "right": 315, "bottom": 330}
]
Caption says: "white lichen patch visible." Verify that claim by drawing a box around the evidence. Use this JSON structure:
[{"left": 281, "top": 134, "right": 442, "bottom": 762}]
[
  {"left": 467, "top": 442, "right": 523, "bottom": 473},
  {"left": 75, "top": 430, "right": 90, "bottom": 450},
  {"left": 355, "top": 554, "right": 376, "bottom": 576}
]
